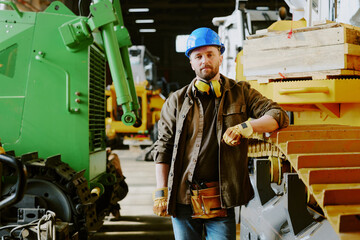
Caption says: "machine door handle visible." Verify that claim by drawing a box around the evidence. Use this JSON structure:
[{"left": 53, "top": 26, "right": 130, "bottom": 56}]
[
  {"left": 0, "top": 154, "right": 27, "bottom": 210},
  {"left": 0, "top": 1, "right": 23, "bottom": 17},
  {"left": 279, "top": 87, "right": 330, "bottom": 95}
]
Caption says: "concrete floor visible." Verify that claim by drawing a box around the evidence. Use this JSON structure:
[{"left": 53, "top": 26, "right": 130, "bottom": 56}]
[{"left": 91, "top": 148, "right": 240, "bottom": 240}]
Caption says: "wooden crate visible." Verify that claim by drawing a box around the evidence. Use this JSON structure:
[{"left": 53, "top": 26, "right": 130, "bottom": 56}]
[{"left": 242, "top": 23, "right": 360, "bottom": 83}]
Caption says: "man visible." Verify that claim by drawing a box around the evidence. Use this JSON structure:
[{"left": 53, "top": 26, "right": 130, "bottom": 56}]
[{"left": 152, "top": 27, "right": 289, "bottom": 240}]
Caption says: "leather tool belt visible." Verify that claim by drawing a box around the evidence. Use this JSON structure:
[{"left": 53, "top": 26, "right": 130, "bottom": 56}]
[{"left": 189, "top": 181, "right": 227, "bottom": 219}]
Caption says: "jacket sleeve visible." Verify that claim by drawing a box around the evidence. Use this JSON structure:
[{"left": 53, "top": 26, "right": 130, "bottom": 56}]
[
  {"left": 151, "top": 93, "right": 178, "bottom": 164},
  {"left": 244, "top": 82, "right": 289, "bottom": 129}
]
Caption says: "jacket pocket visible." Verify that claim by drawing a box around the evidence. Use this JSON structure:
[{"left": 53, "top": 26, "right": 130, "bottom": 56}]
[{"left": 222, "top": 104, "right": 247, "bottom": 127}]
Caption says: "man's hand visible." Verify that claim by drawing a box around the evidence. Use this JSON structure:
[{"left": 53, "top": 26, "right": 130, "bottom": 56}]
[
  {"left": 153, "top": 187, "right": 170, "bottom": 217},
  {"left": 222, "top": 120, "right": 253, "bottom": 146}
]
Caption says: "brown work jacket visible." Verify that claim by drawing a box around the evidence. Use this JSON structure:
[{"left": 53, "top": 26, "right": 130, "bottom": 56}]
[{"left": 153, "top": 75, "right": 289, "bottom": 215}]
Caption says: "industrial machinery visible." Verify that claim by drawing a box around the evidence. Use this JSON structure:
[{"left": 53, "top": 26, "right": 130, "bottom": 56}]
[
  {"left": 106, "top": 45, "right": 165, "bottom": 148},
  {"left": 212, "top": 0, "right": 281, "bottom": 79},
  {"left": 230, "top": 0, "right": 360, "bottom": 239},
  {"left": 0, "top": 0, "right": 140, "bottom": 239}
]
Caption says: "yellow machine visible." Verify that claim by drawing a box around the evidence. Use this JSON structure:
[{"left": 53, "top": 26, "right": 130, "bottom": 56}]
[
  {"left": 106, "top": 81, "right": 164, "bottom": 147},
  {"left": 237, "top": 19, "right": 360, "bottom": 240},
  {"left": 106, "top": 45, "right": 165, "bottom": 148}
]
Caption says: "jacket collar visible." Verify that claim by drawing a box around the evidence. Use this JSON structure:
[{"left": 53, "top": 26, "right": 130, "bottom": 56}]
[
  {"left": 221, "top": 74, "right": 236, "bottom": 93},
  {"left": 185, "top": 78, "right": 196, "bottom": 101}
]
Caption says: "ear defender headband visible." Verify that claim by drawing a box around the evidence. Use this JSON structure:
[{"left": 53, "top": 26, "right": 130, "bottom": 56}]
[{"left": 194, "top": 79, "right": 222, "bottom": 98}]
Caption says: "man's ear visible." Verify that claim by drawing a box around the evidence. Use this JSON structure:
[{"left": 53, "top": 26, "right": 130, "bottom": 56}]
[
  {"left": 190, "top": 59, "right": 195, "bottom": 71},
  {"left": 219, "top": 55, "right": 223, "bottom": 66}
]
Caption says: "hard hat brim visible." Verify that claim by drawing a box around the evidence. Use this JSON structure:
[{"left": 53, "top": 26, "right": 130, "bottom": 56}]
[{"left": 185, "top": 44, "right": 225, "bottom": 58}]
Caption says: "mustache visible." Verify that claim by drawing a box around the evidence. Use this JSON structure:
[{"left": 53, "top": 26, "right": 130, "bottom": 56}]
[{"left": 201, "top": 65, "right": 212, "bottom": 70}]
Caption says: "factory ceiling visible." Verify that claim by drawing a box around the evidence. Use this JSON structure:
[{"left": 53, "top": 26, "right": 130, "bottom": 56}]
[{"left": 120, "top": 0, "right": 288, "bottom": 45}]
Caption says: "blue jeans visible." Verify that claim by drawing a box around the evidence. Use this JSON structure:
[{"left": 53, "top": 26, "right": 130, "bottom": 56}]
[{"left": 171, "top": 204, "right": 236, "bottom": 240}]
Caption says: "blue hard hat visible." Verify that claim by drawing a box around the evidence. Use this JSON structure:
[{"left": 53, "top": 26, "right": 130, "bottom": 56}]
[{"left": 185, "top": 27, "right": 225, "bottom": 58}]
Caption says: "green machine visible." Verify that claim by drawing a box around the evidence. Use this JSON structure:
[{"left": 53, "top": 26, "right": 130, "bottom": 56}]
[{"left": 0, "top": 0, "right": 140, "bottom": 239}]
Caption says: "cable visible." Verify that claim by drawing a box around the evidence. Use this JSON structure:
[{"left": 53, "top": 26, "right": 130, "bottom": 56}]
[
  {"left": 9, "top": 221, "right": 38, "bottom": 237},
  {"left": 0, "top": 224, "right": 21, "bottom": 231},
  {"left": 87, "top": 1, "right": 94, "bottom": 18},
  {"left": 78, "top": 0, "right": 83, "bottom": 16},
  {"left": 1, "top": 210, "right": 57, "bottom": 239},
  {"left": 37, "top": 211, "right": 56, "bottom": 240}
]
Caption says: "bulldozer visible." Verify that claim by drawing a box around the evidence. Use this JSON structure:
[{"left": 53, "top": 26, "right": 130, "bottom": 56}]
[
  {"left": 0, "top": 0, "right": 140, "bottom": 239},
  {"left": 221, "top": 0, "right": 360, "bottom": 239}
]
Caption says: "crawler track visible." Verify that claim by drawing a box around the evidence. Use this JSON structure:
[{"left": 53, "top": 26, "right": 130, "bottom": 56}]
[{"left": 1, "top": 152, "right": 100, "bottom": 239}]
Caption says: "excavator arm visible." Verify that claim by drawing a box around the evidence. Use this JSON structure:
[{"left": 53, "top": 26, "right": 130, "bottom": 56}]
[{"left": 58, "top": 0, "right": 141, "bottom": 126}]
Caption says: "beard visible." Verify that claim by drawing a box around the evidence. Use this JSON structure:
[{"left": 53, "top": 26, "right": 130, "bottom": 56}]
[{"left": 195, "top": 65, "right": 218, "bottom": 81}]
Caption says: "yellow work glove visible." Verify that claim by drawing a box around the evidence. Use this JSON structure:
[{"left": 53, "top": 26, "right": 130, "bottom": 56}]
[
  {"left": 153, "top": 187, "right": 170, "bottom": 217},
  {"left": 222, "top": 120, "right": 253, "bottom": 146}
]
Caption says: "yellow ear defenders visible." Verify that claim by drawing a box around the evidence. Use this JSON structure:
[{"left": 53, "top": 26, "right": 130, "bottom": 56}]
[{"left": 194, "top": 79, "right": 222, "bottom": 98}]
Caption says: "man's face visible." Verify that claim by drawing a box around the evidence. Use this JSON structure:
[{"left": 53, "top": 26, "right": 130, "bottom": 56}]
[{"left": 189, "top": 46, "right": 223, "bottom": 81}]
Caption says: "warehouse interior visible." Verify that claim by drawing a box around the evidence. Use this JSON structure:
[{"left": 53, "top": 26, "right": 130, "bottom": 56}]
[{"left": 1, "top": 0, "right": 360, "bottom": 239}]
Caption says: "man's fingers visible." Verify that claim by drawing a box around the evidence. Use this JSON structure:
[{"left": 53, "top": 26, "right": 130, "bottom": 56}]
[
  {"left": 153, "top": 198, "right": 170, "bottom": 217},
  {"left": 222, "top": 127, "right": 242, "bottom": 146}
]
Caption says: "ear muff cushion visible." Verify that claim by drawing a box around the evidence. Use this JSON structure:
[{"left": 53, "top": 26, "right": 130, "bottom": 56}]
[
  {"left": 210, "top": 80, "right": 221, "bottom": 98},
  {"left": 195, "top": 80, "right": 211, "bottom": 95},
  {"left": 194, "top": 80, "right": 222, "bottom": 98}
]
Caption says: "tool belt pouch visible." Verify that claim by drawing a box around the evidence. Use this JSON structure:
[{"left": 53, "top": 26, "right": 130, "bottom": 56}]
[{"left": 190, "top": 182, "right": 227, "bottom": 219}]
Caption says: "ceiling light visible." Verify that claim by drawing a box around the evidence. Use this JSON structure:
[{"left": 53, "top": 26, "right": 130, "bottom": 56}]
[
  {"left": 139, "top": 29, "right": 156, "bottom": 33},
  {"left": 129, "top": 8, "right": 149, "bottom": 13},
  {"left": 135, "top": 19, "right": 154, "bottom": 24}
]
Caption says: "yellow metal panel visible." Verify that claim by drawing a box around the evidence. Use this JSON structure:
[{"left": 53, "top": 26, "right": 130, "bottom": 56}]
[
  {"left": 150, "top": 95, "right": 165, "bottom": 109},
  {"left": 267, "top": 19, "right": 307, "bottom": 31},
  {"left": 271, "top": 79, "right": 360, "bottom": 104},
  {"left": 247, "top": 80, "right": 274, "bottom": 99},
  {"left": 111, "top": 120, "right": 147, "bottom": 133},
  {"left": 293, "top": 103, "right": 360, "bottom": 126},
  {"left": 235, "top": 51, "right": 246, "bottom": 82},
  {"left": 339, "top": 214, "right": 360, "bottom": 233},
  {"left": 309, "top": 168, "right": 360, "bottom": 185},
  {"left": 287, "top": 139, "right": 360, "bottom": 154},
  {"left": 323, "top": 188, "right": 360, "bottom": 205},
  {"left": 297, "top": 153, "right": 360, "bottom": 169},
  {"left": 325, "top": 205, "right": 360, "bottom": 238},
  {"left": 247, "top": 79, "right": 360, "bottom": 105},
  {"left": 277, "top": 129, "right": 360, "bottom": 143}
]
